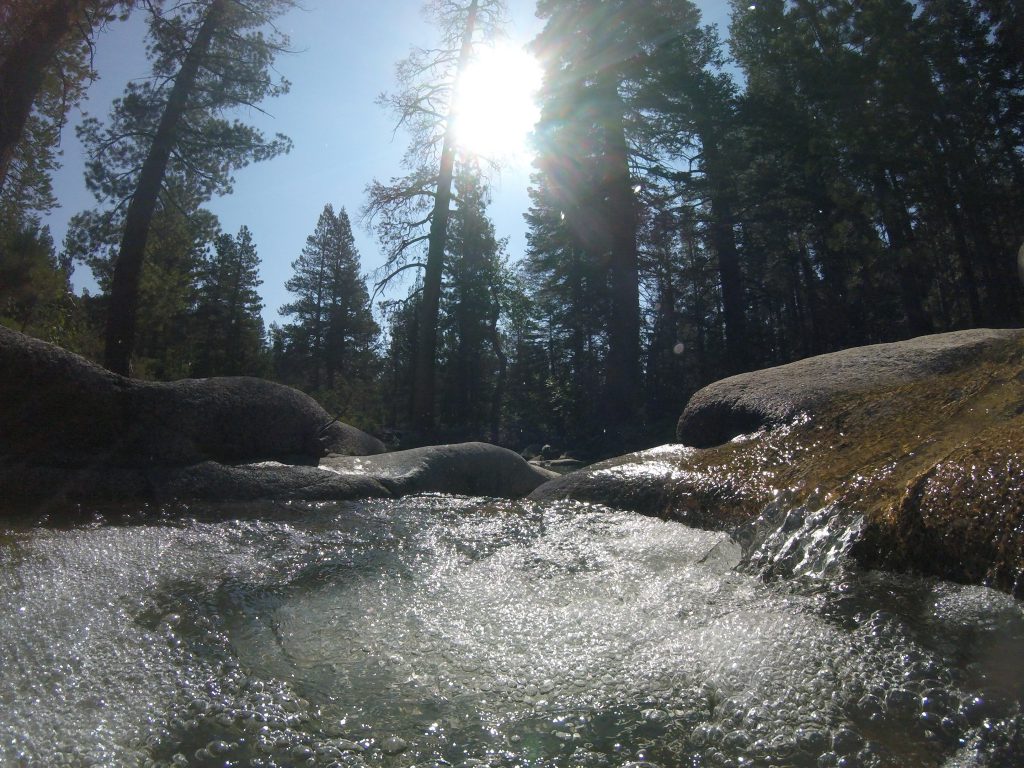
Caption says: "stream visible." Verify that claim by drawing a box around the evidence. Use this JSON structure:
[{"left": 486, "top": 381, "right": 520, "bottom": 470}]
[{"left": 1, "top": 495, "right": 1022, "bottom": 767}]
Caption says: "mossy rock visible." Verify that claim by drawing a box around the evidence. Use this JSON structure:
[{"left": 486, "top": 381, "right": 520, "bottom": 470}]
[{"left": 533, "top": 329, "right": 1024, "bottom": 595}]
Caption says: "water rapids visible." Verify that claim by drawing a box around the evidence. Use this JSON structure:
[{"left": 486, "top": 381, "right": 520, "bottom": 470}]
[{"left": 0, "top": 496, "right": 1021, "bottom": 767}]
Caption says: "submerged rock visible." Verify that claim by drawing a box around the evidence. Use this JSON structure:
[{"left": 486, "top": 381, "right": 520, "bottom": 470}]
[{"left": 533, "top": 328, "right": 1024, "bottom": 596}]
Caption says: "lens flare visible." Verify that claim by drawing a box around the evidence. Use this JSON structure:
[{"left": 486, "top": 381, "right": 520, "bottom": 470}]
[{"left": 452, "top": 42, "right": 543, "bottom": 165}]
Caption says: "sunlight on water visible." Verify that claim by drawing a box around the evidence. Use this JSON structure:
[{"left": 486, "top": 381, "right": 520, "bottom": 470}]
[{"left": 0, "top": 496, "right": 1022, "bottom": 767}]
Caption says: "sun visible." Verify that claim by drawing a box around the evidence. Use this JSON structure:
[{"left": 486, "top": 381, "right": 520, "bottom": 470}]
[{"left": 452, "top": 42, "right": 543, "bottom": 165}]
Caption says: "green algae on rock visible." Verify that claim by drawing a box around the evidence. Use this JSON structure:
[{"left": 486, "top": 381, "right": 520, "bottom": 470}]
[{"left": 531, "top": 329, "right": 1024, "bottom": 595}]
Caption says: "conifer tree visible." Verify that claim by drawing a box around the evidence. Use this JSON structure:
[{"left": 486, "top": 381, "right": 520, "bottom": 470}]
[
  {"left": 532, "top": 0, "right": 642, "bottom": 433},
  {"left": 437, "top": 166, "right": 507, "bottom": 439},
  {"left": 191, "top": 226, "right": 265, "bottom": 376},
  {"left": 0, "top": 0, "right": 133, "bottom": 195},
  {"left": 0, "top": 221, "right": 71, "bottom": 337},
  {"left": 280, "top": 205, "right": 379, "bottom": 398},
  {"left": 364, "top": 0, "right": 506, "bottom": 438},
  {"left": 68, "top": 196, "right": 219, "bottom": 378},
  {"left": 69, "top": 0, "right": 293, "bottom": 375},
  {"left": 521, "top": 165, "right": 608, "bottom": 446}
]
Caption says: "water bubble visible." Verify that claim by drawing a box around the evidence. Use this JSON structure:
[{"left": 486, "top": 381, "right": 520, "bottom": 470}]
[
  {"left": 289, "top": 743, "right": 315, "bottom": 760},
  {"left": 1, "top": 499, "right": 1022, "bottom": 766},
  {"left": 207, "top": 740, "right": 233, "bottom": 756},
  {"left": 381, "top": 735, "right": 409, "bottom": 754}
]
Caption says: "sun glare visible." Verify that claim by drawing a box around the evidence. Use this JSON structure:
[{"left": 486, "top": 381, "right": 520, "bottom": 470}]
[{"left": 452, "top": 42, "right": 543, "bottom": 165}]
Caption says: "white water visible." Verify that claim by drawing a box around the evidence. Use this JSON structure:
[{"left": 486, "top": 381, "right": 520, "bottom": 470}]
[{"left": 0, "top": 496, "right": 1021, "bottom": 767}]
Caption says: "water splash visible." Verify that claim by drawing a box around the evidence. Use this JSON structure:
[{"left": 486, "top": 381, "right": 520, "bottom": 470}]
[{"left": 739, "top": 496, "right": 865, "bottom": 582}]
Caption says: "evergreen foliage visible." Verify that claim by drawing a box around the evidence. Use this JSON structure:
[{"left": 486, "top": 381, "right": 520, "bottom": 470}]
[
  {"left": 364, "top": 0, "right": 507, "bottom": 437},
  {"left": 512, "top": 0, "right": 1023, "bottom": 452},
  {"left": 0, "top": 220, "right": 70, "bottom": 335},
  {"left": 7, "top": 0, "right": 1022, "bottom": 455},
  {"left": 66, "top": 0, "right": 293, "bottom": 375},
  {"left": 278, "top": 205, "right": 381, "bottom": 423},
  {"left": 0, "top": 0, "right": 134, "bottom": 197},
  {"left": 436, "top": 167, "right": 508, "bottom": 441},
  {"left": 191, "top": 226, "right": 266, "bottom": 376}
]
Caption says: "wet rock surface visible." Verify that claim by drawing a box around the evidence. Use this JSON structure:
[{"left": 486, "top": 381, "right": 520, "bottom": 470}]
[
  {"left": 676, "top": 328, "right": 1021, "bottom": 447},
  {"left": 1, "top": 444, "right": 556, "bottom": 510},
  {"left": 320, "top": 442, "right": 558, "bottom": 498},
  {"left": 533, "top": 329, "right": 1024, "bottom": 595}
]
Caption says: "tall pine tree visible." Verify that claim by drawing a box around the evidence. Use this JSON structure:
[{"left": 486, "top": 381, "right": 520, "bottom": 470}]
[
  {"left": 68, "top": 0, "right": 293, "bottom": 375},
  {"left": 279, "top": 205, "right": 379, "bottom": 404},
  {"left": 364, "top": 0, "right": 506, "bottom": 438},
  {"left": 191, "top": 225, "right": 265, "bottom": 376}
]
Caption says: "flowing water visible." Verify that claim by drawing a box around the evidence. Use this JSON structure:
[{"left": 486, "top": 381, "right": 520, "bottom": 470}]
[{"left": 0, "top": 495, "right": 1022, "bottom": 767}]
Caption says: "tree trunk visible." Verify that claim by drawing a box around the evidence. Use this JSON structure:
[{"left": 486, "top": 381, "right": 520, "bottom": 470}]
[
  {"left": 595, "top": 74, "right": 641, "bottom": 433},
  {"left": 486, "top": 295, "right": 506, "bottom": 444},
  {"left": 103, "top": 0, "right": 227, "bottom": 375},
  {"left": 708, "top": 192, "right": 748, "bottom": 372},
  {"left": 0, "top": 0, "right": 90, "bottom": 193},
  {"left": 872, "top": 169, "right": 932, "bottom": 337},
  {"left": 691, "top": 97, "right": 748, "bottom": 373},
  {"left": 411, "top": 0, "right": 478, "bottom": 438}
]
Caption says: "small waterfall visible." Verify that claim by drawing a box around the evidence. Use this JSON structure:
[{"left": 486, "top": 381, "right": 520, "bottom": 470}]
[{"left": 736, "top": 494, "right": 865, "bottom": 582}]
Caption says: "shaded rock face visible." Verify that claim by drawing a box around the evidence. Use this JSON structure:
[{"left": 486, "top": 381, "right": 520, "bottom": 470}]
[
  {"left": 534, "top": 329, "right": 1024, "bottom": 596},
  {"left": 0, "top": 444, "right": 556, "bottom": 509},
  {"left": 0, "top": 328, "right": 553, "bottom": 509},
  {"left": 0, "top": 325, "right": 384, "bottom": 467}
]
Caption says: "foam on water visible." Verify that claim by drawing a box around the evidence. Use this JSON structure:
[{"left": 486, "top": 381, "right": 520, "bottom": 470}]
[{"left": 0, "top": 497, "right": 1022, "bottom": 767}]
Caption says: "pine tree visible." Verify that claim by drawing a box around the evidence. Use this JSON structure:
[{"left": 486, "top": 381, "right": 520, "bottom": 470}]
[
  {"left": 0, "top": 0, "right": 132, "bottom": 194},
  {"left": 437, "top": 166, "right": 507, "bottom": 439},
  {"left": 727, "top": 0, "right": 1024, "bottom": 344},
  {"left": 521, "top": 165, "right": 608, "bottom": 447},
  {"left": 0, "top": 220, "right": 71, "bottom": 337},
  {"left": 67, "top": 197, "right": 219, "bottom": 378},
  {"left": 191, "top": 226, "right": 265, "bottom": 376},
  {"left": 280, "top": 205, "right": 380, "bottom": 404},
  {"left": 363, "top": 0, "right": 506, "bottom": 438},
  {"left": 532, "top": 0, "right": 642, "bottom": 433},
  {"left": 70, "top": 0, "right": 294, "bottom": 375}
]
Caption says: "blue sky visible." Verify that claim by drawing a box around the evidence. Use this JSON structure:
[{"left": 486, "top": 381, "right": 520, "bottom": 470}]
[{"left": 46, "top": 0, "right": 731, "bottom": 327}]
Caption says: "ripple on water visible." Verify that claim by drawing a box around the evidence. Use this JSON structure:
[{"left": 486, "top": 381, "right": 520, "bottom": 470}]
[{"left": 0, "top": 496, "right": 1021, "bottom": 767}]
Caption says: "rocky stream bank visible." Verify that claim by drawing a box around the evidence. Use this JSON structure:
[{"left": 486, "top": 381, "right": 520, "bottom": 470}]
[{"left": 2, "top": 324, "right": 1022, "bottom": 595}]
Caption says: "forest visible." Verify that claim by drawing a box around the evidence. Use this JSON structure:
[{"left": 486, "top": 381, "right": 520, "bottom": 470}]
[{"left": 1, "top": 0, "right": 1021, "bottom": 457}]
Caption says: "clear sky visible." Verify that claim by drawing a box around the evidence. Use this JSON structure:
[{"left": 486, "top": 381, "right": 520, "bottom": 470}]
[{"left": 45, "top": 0, "right": 731, "bottom": 328}]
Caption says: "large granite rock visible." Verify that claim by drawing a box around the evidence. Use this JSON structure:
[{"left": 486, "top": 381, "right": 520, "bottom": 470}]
[
  {"left": 676, "top": 328, "right": 1021, "bottom": 447},
  {"left": 533, "top": 329, "right": 1024, "bottom": 596},
  {"left": 0, "top": 324, "right": 385, "bottom": 467},
  {"left": 321, "top": 442, "right": 558, "bottom": 498},
  {"left": 0, "top": 327, "right": 554, "bottom": 509},
  {"left": 0, "top": 444, "right": 556, "bottom": 507}
]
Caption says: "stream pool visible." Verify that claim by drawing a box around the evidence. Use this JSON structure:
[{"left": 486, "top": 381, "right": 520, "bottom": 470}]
[{"left": 0, "top": 496, "right": 1021, "bottom": 767}]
